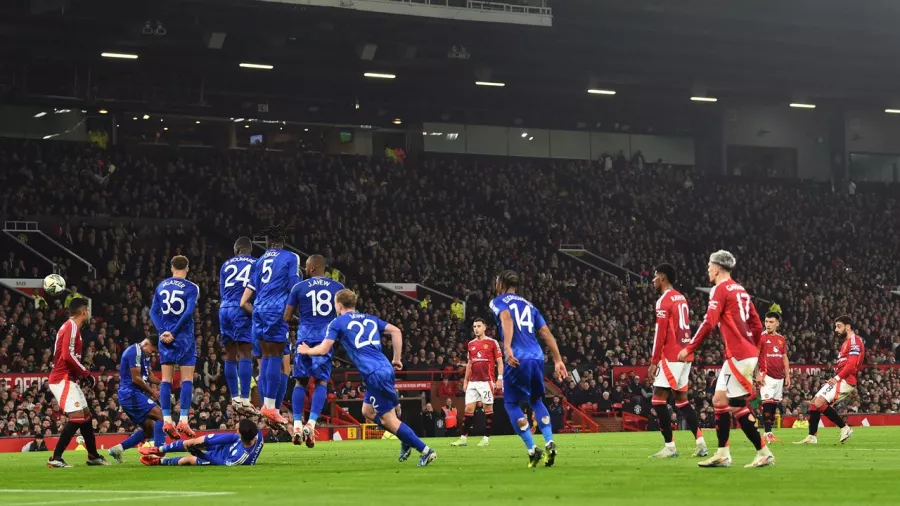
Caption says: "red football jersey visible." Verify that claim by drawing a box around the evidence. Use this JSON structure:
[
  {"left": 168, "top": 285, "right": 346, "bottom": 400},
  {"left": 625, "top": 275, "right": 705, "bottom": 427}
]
[
  {"left": 687, "top": 280, "right": 762, "bottom": 360},
  {"left": 467, "top": 337, "right": 501, "bottom": 382},
  {"left": 651, "top": 289, "right": 693, "bottom": 363},
  {"left": 835, "top": 332, "right": 865, "bottom": 386},
  {"left": 758, "top": 333, "right": 787, "bottom": 379},
  {"left": 49, "top": 319, "right": 89, "bottom": 384}
]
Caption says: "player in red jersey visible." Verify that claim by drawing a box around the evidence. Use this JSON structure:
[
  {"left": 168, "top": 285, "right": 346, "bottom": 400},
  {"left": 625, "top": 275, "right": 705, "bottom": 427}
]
[
  {"left": 451, "top": 318, "right": 504, "bottom": 447},
  {"left": 678, "top": 250, "right": 773, "bottom": 468},
  {"left": 647, "top": 263, "right": 707, "bottom": 459},
  {"left": 46, "top": 299, "right": 109, "bottom": 468},
  {"left": 794, "top": 315, "right": 863, "bottom": 445},
  {"left": 756, "top": 312, "right": 790, "bottom": 444}
]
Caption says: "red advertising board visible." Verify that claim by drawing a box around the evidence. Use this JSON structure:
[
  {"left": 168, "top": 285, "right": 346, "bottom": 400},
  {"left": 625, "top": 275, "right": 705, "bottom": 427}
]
[
  {"left": 612, "top": 364, "right": 900, "bottom": 383},
  {"left": 394, "top": 381, "right": 432, "bottom": 391},
  {"left": 1, "top": 372, "right": 181, "bottom": 393}
]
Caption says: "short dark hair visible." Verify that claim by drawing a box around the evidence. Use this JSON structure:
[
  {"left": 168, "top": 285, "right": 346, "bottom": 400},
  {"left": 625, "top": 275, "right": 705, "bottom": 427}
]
[
  {"left": 171, "top": 255, "right": 189, "bottom": 270},
  {"left": 234, "top": 236, "right": 252, "bottom": 254},
  {"left": 261, "top": 222, "right": 288, "bottom": 247},
  {"left": 765, "top": 312, "right": 781, "bottom": 321},
  {"left": 147, "top": 334, "right": 160, "bottom": 348},
  {"left": 68, "top": 298, "right": 88, "bottom": 316},
  {"left": 497, "top": 270, "right": 520, "bottom": 289},
  {"left": 655, "top": 263, "right": 677, "bottom": 284},
  {"left": 473, "top": 318, "right": 486, "bottom": 325},
  {"left": 238, "top": 419, "right": 257, "bottom": 444},
  {"left": 835, "top": 315, "right": 853, "bottom": 327}
]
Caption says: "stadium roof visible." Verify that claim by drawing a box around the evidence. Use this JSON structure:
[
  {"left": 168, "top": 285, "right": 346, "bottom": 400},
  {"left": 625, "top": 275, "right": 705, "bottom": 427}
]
[{"left": 1, "top": 0, "right": 896, "bottom": 131}]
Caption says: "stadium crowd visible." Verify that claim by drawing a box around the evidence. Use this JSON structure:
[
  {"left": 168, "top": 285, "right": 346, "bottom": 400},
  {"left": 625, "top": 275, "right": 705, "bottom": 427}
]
[{"left": 2, "top": 139, "right": 900, "bottom": 438}]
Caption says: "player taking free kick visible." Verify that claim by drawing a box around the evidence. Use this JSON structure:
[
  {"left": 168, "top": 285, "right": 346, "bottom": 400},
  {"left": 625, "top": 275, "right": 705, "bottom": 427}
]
[{"left": 677, "top": 250, "right": 774, "bottom": 468}]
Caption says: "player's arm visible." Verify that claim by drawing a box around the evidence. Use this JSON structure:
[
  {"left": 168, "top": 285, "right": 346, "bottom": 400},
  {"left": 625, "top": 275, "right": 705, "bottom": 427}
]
[
  {"left": 300, "top": 322, "right": 336, "bottom": 356},
  {"left": 756, "top": 337, "right": 767, "bottom": 385},
  {"left": 648, "top": 302, "right": 666, "bottom": 378},
  {"left": 493, "top": 339, "right": 504, "bottom": 390},
  {"left": 169, "top": 288, "right": 198, "bottom": 336},
  {"left": 747, "top": 300, "right": 763, "bottom": 342},
  {"left": 130, "top": 365, "right": 159, "bottom": 400},
  {"left": 148, "top": 370, "right": 161, "bottom": 386},
  {"left": 283, "top": 283, "right": 302, "bottom": 323},
  {"left": 681, "top": 288, "right": 725, "bottom": 358},
  {"left": 384, "top": 323, "right": 403, "bottom": 370},
  {"left": 499, "top": 310, "right": 517, "bottom": 366},
  {"left": 538, "top": 325, "right": 568, "bottom": 381},
  {"left": 833, "top": 339, "right": 862, "bottom": 384},
  {"left": 463, "top": 361, "right": 471, "bottom": 391},
  {"left": 149, "top": 290, "right": 163, "bottom": 330},
  {"left": 783, "top": 341, "right": 791, "bottom": 389},
  {"left": 240, "top": 287, "right": 255, "bottom": 314}
]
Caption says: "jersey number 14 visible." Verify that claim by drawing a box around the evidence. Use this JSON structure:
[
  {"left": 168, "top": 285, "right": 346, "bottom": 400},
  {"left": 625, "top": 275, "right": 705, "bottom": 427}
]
[{"left": 510, "top": 304, "right": 534, "bottom": 333}]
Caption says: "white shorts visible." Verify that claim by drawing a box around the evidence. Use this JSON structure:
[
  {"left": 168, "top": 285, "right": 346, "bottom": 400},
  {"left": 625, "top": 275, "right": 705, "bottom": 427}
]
[
  {"left": 815, "top": 380, "right": 855, "bottom": 405},
  {"left": 760, "top": 376, "right": 784, "bottom": 403},
  {"left": 465, "top": 381, "right": 495, "bottom": 405},
  {"left": 49, "top": 380, "right": 88, "bottom": 413},
  {"left": 715, "top": 357, "right": 758, "bottom": 398},
  {"left": 652, "top": 360, "right": 691, "bottom": 392}
]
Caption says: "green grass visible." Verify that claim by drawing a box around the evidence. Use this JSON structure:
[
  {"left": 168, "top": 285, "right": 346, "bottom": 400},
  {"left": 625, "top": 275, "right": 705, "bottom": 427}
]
[{"left": 2, "top": 428, "right": 900, "bottom": 505}]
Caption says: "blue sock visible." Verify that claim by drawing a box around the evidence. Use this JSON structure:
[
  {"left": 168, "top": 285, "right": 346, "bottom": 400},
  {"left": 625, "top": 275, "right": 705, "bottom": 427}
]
[
  {"left": 160, "top": 381, "right": 172, "bottom": 418},
  {"left": 506, "top": 403, "right": 536, "bottom": 451},
  {"left": 275, "top": 373, "right": 289, "bottom": 409},
  {"left": 179, "top": 381, "right": 193, "bottom": 419},
  {"left": 238, "top": 358, "right": 252, "bottom": 399},
  {"left": 162, "top": 457, "right": 182, "bottom": 466},
  {"left": 292, "top": 385, "right": 307, "bottom": 422},
  {"left": 120, "top": 429, "right": 146, "bottom": 451},
  {"left": 153, "top": 420, "right": 166, "bottom": 446},
  {"left": 224, "top": 360, "right": 239, "bottom": 400},
  {"left": 162, "top": 440, "right": 185, "bottom": 453},
  {"left": 309, "top": 383, "right": 327, "bottom": 422},
  {"left": 262, "top": 357, "right": 282, "bottom": 405},
  {"left": 395, "top": 422, "right": 427, "bottom": 453},
  {"left": 531, "top": 399, "right": 555, "bottom": 444}
]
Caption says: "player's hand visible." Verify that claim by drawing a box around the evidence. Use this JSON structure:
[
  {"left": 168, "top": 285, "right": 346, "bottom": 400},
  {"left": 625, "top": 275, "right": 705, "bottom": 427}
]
[
  {"left": 647, "top": 363, "right": 658, "bottom": 380},
  {"left": 160, "top": 332, "right": 174, "bottom": 344},
  {"left": 495, "top": 381, "right": 503, "bottom": 393},
  {"left": 297, "top": 343, "right": 311, "bottom": 355},
  {"left": 553, "top": 361, "right": 568, "bottom": 382},
  {"left": 676, "top": 349, "right": 689, "bottom": 362},
  {"left": 392, "top": 359, "right": 403, "bottom": 371},
  {"left": 505, "top": 349, "right": 519, "bottom": 368},
  {"left": 463, "top": 381, "right": 469, "bottom": 392},
  {"left": 784, "top": 378, "right": 791, "bottom": 389},
  {"left": 149, "top": 390, "right": 160, "bottom": 402}
]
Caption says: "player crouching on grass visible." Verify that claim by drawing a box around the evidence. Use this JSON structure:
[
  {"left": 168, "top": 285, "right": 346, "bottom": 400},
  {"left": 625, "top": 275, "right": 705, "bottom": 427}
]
[{"left": 140, "top": 419, "right": 263, "bottom": 466}]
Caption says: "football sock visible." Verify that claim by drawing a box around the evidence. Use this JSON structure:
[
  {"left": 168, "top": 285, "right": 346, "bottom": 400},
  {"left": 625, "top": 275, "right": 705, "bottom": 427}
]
[
  {"left": 179, "top": 380, "right": 193, "bottom": 420},
  {"left": 808, "top": 409, "right": 822, "bottom": 436},
  {"left": 224, "top": 360, "right": 239, "bottom": 401},
  {"left": 162, "top": 440, "right": 186, "bottom": 453},
  {"left": 153, "top": 420, "right": 166, "bottom": 446},
  {"left": 714, "top": 407, "right": 731, "bottom": 449},
  {"left": 676, "top": 400, "right": 703, "bottom": 442},
  {"left": 274, "top": 373, "right": 289, "bottom": 409},
  {"left": 80, "top": 419, "right": 99, "bottom": 457},
  {"left": 462, "top": 414, "right": 472, "bottom": 438},
  {"left": 653, "top": 401, "right": 674, "bottom": 444},
  {"left": 238, "top": 358, "right": 253, "bottom": 401},
  {"left": 762, "top": 403, "right": 777, "bottom": 433},
  {"left": 160, "top": 381, "right": 172, "bottom": 421},
  {"left": 162, "top": 457, "right": 182, "bottom": 466},
  {"left": 292, "top": 385, "right": 306, "bottom": 427},
  {"left": 484, "top": 412, "right": 493, "bottom": 437},
  {"left": 735, "top": 408, "right": 764, "bottom": 451},
  {"left": 121, "top": 429, "right": 146, "bottom": 451},
  {"left": 309, "top": 383, "right": 327, "bottom": 423},
  {"left": 52, "top": 421, "right": 80, "bottom": 460},
  {"left": 823, "top": 405, "right": 846, "bottom": 428},
  {"left": 395, "top": 422, "right": 427, "bottom": 453},
  {"left": 531, "top": 399, "right": 554, "bottom": 444},
  {"left": 262, "top": 357, "right": 281, "bottom": 409},
  {"left": 506, "top": 403, "right": 537, "bottom": 451}
]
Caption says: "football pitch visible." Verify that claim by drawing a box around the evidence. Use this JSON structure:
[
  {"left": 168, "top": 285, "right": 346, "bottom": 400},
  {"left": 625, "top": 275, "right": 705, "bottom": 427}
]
[{"left": 2, "top": 428, "right": 899, "bottom": 505}]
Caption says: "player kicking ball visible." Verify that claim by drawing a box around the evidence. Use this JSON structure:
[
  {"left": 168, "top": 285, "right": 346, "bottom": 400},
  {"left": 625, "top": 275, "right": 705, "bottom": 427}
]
[
  {"left": 451, "top": 318, "right": 503, "bottom": 448},
  {"left": 140, "top": 419, "right": 263, "bottom": 466},
  {"left": 794, "top": 316, "right": 862, "bottom": 445},
  {"left": 297, "top": 289, "right": 437, "bottom": 467}
]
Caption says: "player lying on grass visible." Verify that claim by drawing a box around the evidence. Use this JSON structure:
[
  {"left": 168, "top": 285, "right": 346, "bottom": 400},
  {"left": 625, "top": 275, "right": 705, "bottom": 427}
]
[
  {"left": 139, "top": 419, "right": 263, "bottom": 466},
  {"left": 298, "top": 289, "right": 437, "bottom": 467}
]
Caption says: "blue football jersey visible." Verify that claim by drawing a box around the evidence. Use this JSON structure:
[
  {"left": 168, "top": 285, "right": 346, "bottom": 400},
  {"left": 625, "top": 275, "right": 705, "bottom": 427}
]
[
  {"left": 247, "top": 249, "right": 301, "bottom": 313},
  {"left": 287, "top": 277, "right": 344, "bottom": 345},
  {"left": 203, "top": 431, "right": 264, "bottom": 466},
  {"left": 324, "top": 312, "right": 390, "bottom": 377},
  {"left": 490, "top": 294, "right": 547, "bottom": 362},
  {"left": 119, "top": 343, "right": 150, "bottom": 395},
  {"left": 219, "top": 255, "right": 256, "bottom": 308},
  {"left": 150, "top": 277, "right": 200, "bottom": 341}
]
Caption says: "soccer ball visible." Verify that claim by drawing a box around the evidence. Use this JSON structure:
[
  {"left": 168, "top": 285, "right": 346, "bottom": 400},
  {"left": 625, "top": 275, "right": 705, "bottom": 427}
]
[{"left": 43, "top": 274, "right": 66, "bottom": 295}]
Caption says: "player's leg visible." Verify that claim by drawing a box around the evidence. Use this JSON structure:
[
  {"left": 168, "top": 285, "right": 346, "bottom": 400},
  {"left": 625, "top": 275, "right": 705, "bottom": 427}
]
[
  {"left": 302, "top": 359, "right": 331, "bottom": 448},
  {"left": 700, "top": 368, "right": 734, "bottom": 467},
  {"left": 501, "top": 365, "right": 541, "bottom": 466},
  {"left": 110, "top": 398, "right": 159, "bottom": 463},
  {"left": 236, "top": 342, "right": 255, "bottom": 411},
  {"left": 260, "top": 338, "right": 289, "bottom": 424},
  {"left": 224, "top": 340, "right": 240, "bottom": 405},
  {"left": 762, "top": 401, "right": 777, "bottom": 439},
  {"left": 482, "top": 398, "right": 495, "bottom": 446},
  {"left": 673, "top": 391, "right": 706, "bottom": 457},
  {"left": 525, "top": 361, "right": 556, "bottom": 466},
  {"left": 76, "top": 407, "right": 107, "bottom": 465},
  {"left": 176, "top": 364, "right": 196, "bottom": 437},
  {"left": 159, "top": 363, "right": 179, "bottom": 439},
  {"left": 292, "top": 378, "right": 309, "bottom": 441},
  {"left": 377, "top": 407, "right": 436, "bottom": 467},
  {"left": 452, "top": 401, "right": 476, "bottom": 446},
  {"left": 274, "top": 351, "right": 290, "bottom": 412},
  {"left": 650, "top": 387, "right": 677, "bottom": 458}
]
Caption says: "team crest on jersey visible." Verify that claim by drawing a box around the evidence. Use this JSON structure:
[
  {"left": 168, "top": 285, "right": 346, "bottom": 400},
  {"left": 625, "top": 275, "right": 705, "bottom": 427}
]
[
  {"left": 482, "top": 344, "right": 489, "bottom": 350},
  {"left": 764, "top": 394, "right": 770, "bottom": 399},
  {"left": 74, "top": 402, "right": 80, "bottom": 408}
]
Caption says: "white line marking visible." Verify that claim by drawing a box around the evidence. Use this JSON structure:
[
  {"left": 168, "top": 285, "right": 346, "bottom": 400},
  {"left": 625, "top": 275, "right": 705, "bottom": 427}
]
[{"left": 1, "top": 491, "right": 234, "bottom": 506}]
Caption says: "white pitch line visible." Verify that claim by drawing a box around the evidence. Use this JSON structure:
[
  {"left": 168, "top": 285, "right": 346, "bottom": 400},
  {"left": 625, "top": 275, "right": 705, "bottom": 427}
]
[{"left": 1, "top": 491, "right": 234, "bottom": 506}]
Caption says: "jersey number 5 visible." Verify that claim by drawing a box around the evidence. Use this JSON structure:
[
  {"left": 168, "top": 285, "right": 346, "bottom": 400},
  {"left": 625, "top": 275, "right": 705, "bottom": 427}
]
[
  {"left": 509, "top": 304, "right": 534, "bottom": 334},
  {"left": 260, "top": 259, "right": 274, "bottom": 284}
]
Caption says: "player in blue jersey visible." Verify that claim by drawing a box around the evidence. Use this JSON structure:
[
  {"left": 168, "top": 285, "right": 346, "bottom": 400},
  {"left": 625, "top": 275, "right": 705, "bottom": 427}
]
[
  {"left": 240, "top": 224, "right": 300, "bottom": 426},
  {"left": 219, "top": 236, "right": 258, "bottom": 416},
  {"left": 490, "top": 270, "right": 567, "bottom": 468},
  {"left": 150, "top": 255, "right": 200, "bottom": 440},
  {"left": 298, "top": 289, "right": 437, "bottom": 467},
  {"left": 284, "top": 254, "right": 344, "bottom": 447},
  {"left": 140, "top": 419, "right": 264, "bottom": 467},
  {"left": 108, "top": 336, "right": 166, "bottom": 463}
]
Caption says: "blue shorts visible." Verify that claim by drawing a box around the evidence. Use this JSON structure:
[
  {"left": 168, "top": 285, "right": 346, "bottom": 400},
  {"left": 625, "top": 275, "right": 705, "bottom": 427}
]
[
  {"left": 119, "top": 390, "right": 157, "bottom": 426},
  {"left": 361, "top": 368, "right": 399, "bottom": 416},
  {"left": 219, "top": 307, "right": 252, "bottom": 346},
  {"left": 252, "top": 311, "right": 288, "bottom": 344},
  {"left": 159, "top": 337, "right": 197, "bottom": 367},
  {"left": 252, "top": 337, "right": 291, "bottom": 359},
  {"left": 503, "top": 359, "right": 546, "bottom": 405},
  {"left": 292, "top": 351, "right": 333, "bottom": 381}
]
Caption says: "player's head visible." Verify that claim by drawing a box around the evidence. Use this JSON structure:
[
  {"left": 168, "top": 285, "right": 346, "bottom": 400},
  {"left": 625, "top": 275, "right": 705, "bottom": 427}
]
[
  {"left": 233, "top": 236, "right": 252, "bottom": 255},
  {"left": 306, "top": 254, "right": 327, "bottom": 277},
  {"left": 764, "top": 311, "right": 781, "bottom": 333},
  {"left": 68, "top": 298, "right": 89, "bottom": 321},
  {"left": 834, "top": 315, "right": 853, "bottom": 338},
  {"left": 142, "top": 334, "right": 160, "bottom": 354},
  {"left": 334, "top": 289, "right": 358, "bottom": 314},
  {"left": 495, "top": 270, "right": 520, "bottom": 295},
  {"left": 653, "top": 263, "right": 676, "bottom": 291},
  {"left": 238, "top": 418, "right": 257, "bottom": 445},
  {"left": 262, "top": 223, "right": 287, "bottom": 249},
  {"left": 707, "top": 250, "right": 735, "bottom": 283},
  {"left": 472, "top": 318, "right": 486, "bottom": 338},
  {"left": 170, "top": 255, "right": 189, "bottom": 276}
]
